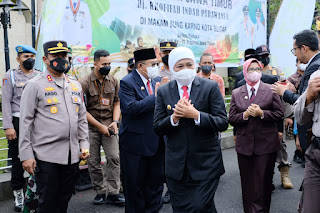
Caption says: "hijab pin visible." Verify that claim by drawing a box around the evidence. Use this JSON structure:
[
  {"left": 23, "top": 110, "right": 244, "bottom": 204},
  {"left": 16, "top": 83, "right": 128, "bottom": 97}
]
[{"left": 244, "top": 96, "right": 248, "bottom": 100}]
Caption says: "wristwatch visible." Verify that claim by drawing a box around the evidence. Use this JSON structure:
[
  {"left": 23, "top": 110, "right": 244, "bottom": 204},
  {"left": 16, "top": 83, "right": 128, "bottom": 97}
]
[{"left": 113, "top": 120, "right": 120, "bottom": 127}]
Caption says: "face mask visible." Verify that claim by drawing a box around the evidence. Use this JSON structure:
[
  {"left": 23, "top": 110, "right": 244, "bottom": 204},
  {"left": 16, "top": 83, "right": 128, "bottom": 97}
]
[
  {"left": 172, "top": 68, "right": 196, "bottom": 86},
  {"left": 298, "top": 63, "right": 307, "bottom": 71},
  {"left": 162, "top": 55, "right": 169, "bottom": 66},
  {"left": 99, "top": 66, "right": 111, "bottom": 75},
  {"left": 201, "top": 65, "right": 212, "bottom": 74},
  {"left": 247, "top": 71, "right": 262, "bottom": 83},
  {"left": 261, "top": 57, "right": 270, "bottom": 66},
  {"left": 64, "top": 63, "right": 71, "bottom": 73},
  {"left": 49, "top": 58, "right": 69, "bottom": 73},
  {"left": 22, "top": 58, "right": 35, "bottom": 70},
  {"left": 146, "top": 66, "right": 159, "bottom": 79}
]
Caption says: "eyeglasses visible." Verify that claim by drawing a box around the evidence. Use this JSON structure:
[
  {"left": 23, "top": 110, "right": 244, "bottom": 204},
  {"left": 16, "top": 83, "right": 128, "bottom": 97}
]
[
  {"left": 291, "top": 46, "right": 301, "bottom": 55},
  {"left": 247, "top": 68, "right": 262, "bottom": 72}
]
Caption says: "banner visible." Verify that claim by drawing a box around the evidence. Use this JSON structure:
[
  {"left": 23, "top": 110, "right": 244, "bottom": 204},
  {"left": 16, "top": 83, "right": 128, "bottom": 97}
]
[
  {"left": 36, "top": 0, "right": 267, "bottom": 69},
  {"left": 269, "top": 0, "right": 316, "bottom": 77}
]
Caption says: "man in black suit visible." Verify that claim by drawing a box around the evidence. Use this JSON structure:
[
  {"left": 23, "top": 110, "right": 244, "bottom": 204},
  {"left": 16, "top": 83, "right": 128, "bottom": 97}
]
[
  {"left": 119, "top": 48, "right": 167, "bottom": 213},
  {"left": 272, "top": 29, "right": 320, "bottom": 166},
  {"left": 154, "top": 47, "right": 228, "bottom": 213}
]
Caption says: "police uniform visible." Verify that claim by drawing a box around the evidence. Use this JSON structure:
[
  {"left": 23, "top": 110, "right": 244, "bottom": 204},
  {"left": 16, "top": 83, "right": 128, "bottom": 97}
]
[
  {"left": 2, "top": 45, "right": 40, "bottom": 210},
  {"left": 19, "top": 41, "right": 89, "bottom": 213},
  {"left": 79, "top": 71, "right": 121, "bottom": 196},
  {"left": 158, "top": 42, "right": 177, "bottom": 81},
  {"left": 256, "top": 45, "right": 282, "bottom": 78}
]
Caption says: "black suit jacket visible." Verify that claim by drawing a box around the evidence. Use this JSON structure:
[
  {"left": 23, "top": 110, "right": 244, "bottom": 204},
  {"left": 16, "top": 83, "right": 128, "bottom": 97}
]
[
  {"left": 234, "top": 71, "right": 244, "bottom": 89},
  {"left": 154, "top": 76, "right": 229, "bottom": 181},
  {"left": 283, "top": 53, "right": 320, "bottom": 104}
]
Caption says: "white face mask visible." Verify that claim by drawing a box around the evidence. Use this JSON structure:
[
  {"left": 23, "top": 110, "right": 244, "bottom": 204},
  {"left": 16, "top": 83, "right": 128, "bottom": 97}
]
[
  {"left": 173, "top": 68, "right": 196, "bottom": 86},
  {"left": 146, "top": 66, "right": 159, "bottom": 79},
  {"left": 298, "top": 63, "right": 307, "bottom": 71}
]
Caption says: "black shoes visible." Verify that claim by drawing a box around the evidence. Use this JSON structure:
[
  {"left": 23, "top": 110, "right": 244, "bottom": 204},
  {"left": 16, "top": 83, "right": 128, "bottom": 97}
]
[
  {"left": 162, "top": 190, "right": 171, "bottom": 204},
  {"left": 93, "top": 194, "right": 106, "bottom": 205},
  {"left": 106, "top": 194, "right": 125, "bottom": 206}
]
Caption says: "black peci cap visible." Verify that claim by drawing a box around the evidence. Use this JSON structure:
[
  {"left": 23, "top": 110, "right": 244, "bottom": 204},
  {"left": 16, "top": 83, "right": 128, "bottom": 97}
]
[{"left": 134, "top": 48, "right": 156, "bottom": 62}]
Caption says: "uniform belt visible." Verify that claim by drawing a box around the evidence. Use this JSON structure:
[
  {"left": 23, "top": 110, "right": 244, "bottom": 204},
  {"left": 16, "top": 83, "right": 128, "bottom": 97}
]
[
  {"left": 312, "top": 136, "right": 320, "bottom": 149},
  {"left": 12, "top": 112, "right": 20, "bottom": 118}
]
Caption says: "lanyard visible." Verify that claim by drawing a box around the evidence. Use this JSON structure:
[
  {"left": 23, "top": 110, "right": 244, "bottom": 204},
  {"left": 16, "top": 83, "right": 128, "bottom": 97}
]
[{"left": 94, "top": 79, "right": 106, "bottom": 103}]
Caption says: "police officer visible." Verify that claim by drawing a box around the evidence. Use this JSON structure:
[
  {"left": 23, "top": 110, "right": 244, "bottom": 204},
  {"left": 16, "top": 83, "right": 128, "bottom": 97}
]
[
  {"left": 79, "top": 49, "right": 125, "bottom": 205},
  {"left": 19, "top": 40, "right": 90, "bottom": 213},
  {"left": 2, "top": 45, "right": 40, "bottom": 212},
  {"left": 255, "top": 45, "right": 281, "bottom": 77},
  {"left": 158, "top": 41, "right": 177, "bottom": 80}
]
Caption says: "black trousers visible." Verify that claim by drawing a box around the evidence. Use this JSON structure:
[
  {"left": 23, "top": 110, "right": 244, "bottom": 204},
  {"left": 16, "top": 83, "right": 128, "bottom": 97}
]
[
  {"left": 8, "top": 116, "right": 25, "bottom": 190},
  {"left": 35, "top": 159, "right": 79, "bottom": 213},
  {"left": 120, "top": 148, "right": 164, "bottom": 213},
  {"left": 167, "top": 168, "right": 220, "bottom": 213}
]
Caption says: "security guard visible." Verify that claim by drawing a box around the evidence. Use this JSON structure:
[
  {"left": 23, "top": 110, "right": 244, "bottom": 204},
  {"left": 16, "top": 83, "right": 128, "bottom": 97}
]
[
  {"left": 158, "top": 41, "right": 177, "bottom": 81},
  {"left": 79, "top": 49, "right": 125, "bottom": 205},
  {"left": 255, "top": 45, "right": 281, "bottom": 78},
  {"left": 19, "top": 40, "right": 90, "bottom": 213},
  {"left": 2, "top": 44, "right": 40, "bottom": 212}
]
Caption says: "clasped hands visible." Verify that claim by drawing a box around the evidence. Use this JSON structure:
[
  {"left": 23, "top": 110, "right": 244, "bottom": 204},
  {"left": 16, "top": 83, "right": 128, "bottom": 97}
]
[
  {"left": 243, "top": 104, "right": 263, "bottom": 119},
  {"left": 172, "top": 98, "right": 199, "bottom": 124}
]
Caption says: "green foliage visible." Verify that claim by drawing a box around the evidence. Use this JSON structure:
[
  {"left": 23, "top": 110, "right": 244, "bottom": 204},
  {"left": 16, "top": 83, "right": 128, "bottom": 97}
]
[
  {"left": 269, "top": 0, "right": 283, "bottom": 31},
  {"left": 311, "top": 1, "right": 320, "bottom": 31}
]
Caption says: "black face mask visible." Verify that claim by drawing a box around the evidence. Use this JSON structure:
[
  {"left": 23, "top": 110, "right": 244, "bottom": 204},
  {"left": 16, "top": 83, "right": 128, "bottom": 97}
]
[
  {"left": 162, "top": 55, "right": 169, "bottom": 66},
  {"left": 99, "top": 66, "right": 111, "bottom": 75},
  {"left": 201, "top": 65, "right": 213, "bottom": 74},
  {"left": 22, "top": 58, "right": 35, "bottom": 70},
  {"left": 261, "top": 57, "right": 270, "bottom": 66},
  {"left": 49, "top": 58, "right": 69, "bottom": 73},
  {"left": 64, "top": 63, "right": 71, "bottom": 73}
]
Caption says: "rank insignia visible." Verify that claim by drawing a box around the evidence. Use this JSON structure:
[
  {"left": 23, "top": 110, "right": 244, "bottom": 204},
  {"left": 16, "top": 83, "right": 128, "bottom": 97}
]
[
  {"left": 76, "top": 106, "right": 79, "bottom": 113},
  {"left": 244, "top": 96, "right": 248, "bottom": 100},
  {"left": 72, "top": 87, "right": 79, "bottom": 91},
  {"left": 47, "top": 75, "right": 53, "bottom": 82},
  {"left": 141, "top": 86, "right": 145, "bottom": 90},
  {"left": 70, "top": 83, "right": 76, "bottom": 87},
  {"left": 167, "top": 105, "right": 172, "bottom": 110},
  {"left": 53, "top": 97, "right": 59, "bottom": 103},
  {"left": 47, "top": 98, "right": 53, "bottom": 104},
  {"left": 3, "top": 78, "right": 8, "bottom": 86},
  {"left": 45, "top": 87, "right": 55, "bottom": 91},
  {"left": 50, "top": 106, "right": 58, "bottom": 114}
]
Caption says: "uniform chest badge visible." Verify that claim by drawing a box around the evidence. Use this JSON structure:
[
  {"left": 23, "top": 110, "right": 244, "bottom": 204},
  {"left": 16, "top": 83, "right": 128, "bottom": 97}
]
[
  {"left": 47, "top": 98, "right": 53, "bottom": 104},
  {"left": 72, "top": 87, "right": 79, "bottom": 91},
  {"left": 50, "top": 106, "right": 58, "bottom": 114},
  {"left": 53, "top": 97, "right": 59, "bottom": 103},
  {"left": 76, "top": 106, "right": 79, "bottom": 113},
  {"left": 141, "top": 86, "right": 145, "bottom": 91},
  {"left": 167, "top": 105, "right": 172, "bottom": 110},
  {"left": 45, "top": 87, "right": 55, "bottom": 91},
  {"left": 20, "top": 83, "right": 24, "bottom": 86},
  {"left": 70, "top": 83, "right": 76, "bottom": 88},
  {"left": 47, "top": 75, "right": 53, "bottom": 82},
  {"left": 73, "top": 97, "right": 79, "bottom": 103},
  {"left": 244, "top": 96, "right": 248, "bottom": 100}
]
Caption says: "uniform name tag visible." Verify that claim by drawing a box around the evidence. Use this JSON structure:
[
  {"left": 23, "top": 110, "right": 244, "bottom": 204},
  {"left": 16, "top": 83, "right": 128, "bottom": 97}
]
[{"left": 101, "top": 98, "right": 110, "bottom": 106}]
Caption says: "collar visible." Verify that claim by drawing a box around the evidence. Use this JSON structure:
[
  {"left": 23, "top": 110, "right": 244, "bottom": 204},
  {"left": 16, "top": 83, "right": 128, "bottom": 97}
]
[
  {"left": 176, "top": 80, "right": 193, "bottom": 91},
  {"left": 136, "top": 69, "right": 149, "bottom": 85},
  {"left": 90, "top": 69, "right": 109, "bottom": 82},
  {"left": 246, "top": 80, "right": 260, "bottom": 94},
  {"left": 306, "top": 52, "right": 320, "bottom": 67}
]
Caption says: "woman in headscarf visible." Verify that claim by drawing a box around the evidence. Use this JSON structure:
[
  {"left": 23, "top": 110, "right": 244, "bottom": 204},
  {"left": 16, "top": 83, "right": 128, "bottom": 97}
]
[
  {"left": 229, "top": 58, "right": 284, "bottom": 213},
  {"left": 154, "top": 47, "right": 228, "bottom": 212}
]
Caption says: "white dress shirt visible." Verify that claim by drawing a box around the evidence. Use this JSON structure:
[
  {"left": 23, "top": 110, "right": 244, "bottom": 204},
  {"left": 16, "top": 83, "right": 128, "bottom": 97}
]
[
  {"left": 243, "top": 80, "right": 264, "bottom": 120},
  {"left": 170, "top": 80, "right": 201, "bottom": 126},
  {"left": 137, "top": 70, "right": 153, "bottom": 95}
]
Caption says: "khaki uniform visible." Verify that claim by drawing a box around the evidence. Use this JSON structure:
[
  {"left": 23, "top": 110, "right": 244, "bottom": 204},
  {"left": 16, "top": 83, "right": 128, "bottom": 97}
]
[
  {"left": 19, "top": 70, "right": 89, "bottom": 165},
  {"left": 80, "top": 71, "right": 121, "bottom": 195},
  {"left": 158, "top": 63, "right": 173, "bottom": 81},
  {"left": 263, "top": 65, "right": 282, "bottom": 79},
  {"left": 2, "top": 66, "right": 41, "bottom": 129}
]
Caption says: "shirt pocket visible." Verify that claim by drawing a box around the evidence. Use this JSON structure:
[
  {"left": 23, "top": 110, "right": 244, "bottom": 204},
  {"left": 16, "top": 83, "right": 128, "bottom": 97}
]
[
  {"left": 14, "top": 82, "right": 25, "bottom": 97},
  {"left": 71, "top": 95, "right": 81, "bottom": 115},
  {"left": 44, "top": 96, "right": 61, "bottom": 115}
]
